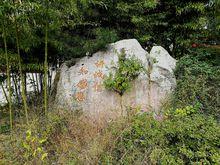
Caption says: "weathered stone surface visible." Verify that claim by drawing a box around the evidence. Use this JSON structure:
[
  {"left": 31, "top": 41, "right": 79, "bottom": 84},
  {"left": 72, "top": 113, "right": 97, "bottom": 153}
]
[{"left": 55, "top": 39, "right": 176, "bottom": 118}]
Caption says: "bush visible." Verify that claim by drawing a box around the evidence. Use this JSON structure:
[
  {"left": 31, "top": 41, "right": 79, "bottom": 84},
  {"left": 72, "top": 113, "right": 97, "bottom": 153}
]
[
  {"left": 103, "top": 112, "right": 220, "bottom": 164},
  {"left": 104, "top": 49, "right": 144, "bottom": 96},
  {"left": 173, "top": 48, "right": 220, "bottom": 119}
]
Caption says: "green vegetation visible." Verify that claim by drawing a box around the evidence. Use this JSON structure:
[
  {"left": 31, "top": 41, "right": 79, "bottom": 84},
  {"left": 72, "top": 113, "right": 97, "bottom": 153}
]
[
  {"left": 1, "top": 103, "right": 219, "bottom": 164},
  {"left": 0, "top": 0, "right": 219, "bottom": 164},
  {"left": 102, "top": 111, "right": 220, "bottom": 164},
  {"left": 104, "top": 49, "right": 144, "bottom": 96},
  {"left": 173, "top": 47, "right": 220, "bottom": 119}
]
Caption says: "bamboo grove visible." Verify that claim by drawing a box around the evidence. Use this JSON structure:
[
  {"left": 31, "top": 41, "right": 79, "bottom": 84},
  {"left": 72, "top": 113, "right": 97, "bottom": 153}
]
[{"left": 0, "top": 0, "right": 85, "bottom": 129}]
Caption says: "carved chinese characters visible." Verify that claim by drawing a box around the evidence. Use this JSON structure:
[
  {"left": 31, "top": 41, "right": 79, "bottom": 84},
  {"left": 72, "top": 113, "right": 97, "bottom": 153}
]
[
  {"left": 77, "top": 79, "right": 88, "bottom": 90},
  {"left": 74, "top": 60, "right": 106, "bottom": 102}
]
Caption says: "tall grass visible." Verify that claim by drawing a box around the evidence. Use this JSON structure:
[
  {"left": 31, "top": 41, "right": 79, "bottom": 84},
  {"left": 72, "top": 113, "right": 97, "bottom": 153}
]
[{"left": 0, "top": 108, "right": 135, "bottom": 164}]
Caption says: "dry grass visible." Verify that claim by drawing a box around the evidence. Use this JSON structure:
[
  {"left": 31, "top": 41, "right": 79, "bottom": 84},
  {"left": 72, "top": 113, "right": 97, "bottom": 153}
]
[
  {"left": 50, "top": 110, "right": 131, "bottom": 164},
  {"left": 0, "top": 108, "right": 134, "bottom": 164}
]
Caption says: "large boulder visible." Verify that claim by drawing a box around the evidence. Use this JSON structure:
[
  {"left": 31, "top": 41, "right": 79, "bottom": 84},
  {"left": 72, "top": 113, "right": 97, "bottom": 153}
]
[{"left": 55, "top": 39, "right": 176, "bottom": 118}]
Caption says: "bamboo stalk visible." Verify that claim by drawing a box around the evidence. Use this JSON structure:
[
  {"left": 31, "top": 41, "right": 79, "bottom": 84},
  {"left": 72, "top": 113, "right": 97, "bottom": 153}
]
[
  {"left": 24, "top": 72, "right": 27, "bottom": 96},
  {"left": 13, "top": 0, "right": 29, "bottom": 124},
  {"left": 40, "top": 73, "right": 43, "bottom": 93},
  {"left": 44, "top": 22, "right": 49, "bottom": 114},
  {"left": 2, "top": 19, "right": 13, "bottom": 130},
  {"left": 48, "top": 69, "right": 52, "bottom": 92},
  {"left": 31, "top": 73, "right": 37, "bottom": 94},
  {"left": 35, "top": 73, "right": 40, "bottom": 94},
  {"left": 31, "top": 73, "right": 37, "bottom": 112}
]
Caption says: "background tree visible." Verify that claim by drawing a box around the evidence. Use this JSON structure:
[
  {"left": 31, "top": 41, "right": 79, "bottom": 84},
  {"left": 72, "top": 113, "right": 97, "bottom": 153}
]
[
  {"left": 206, "top": 0, "right": 220, "bottom": 43},
  {"left": 95, "top": 0, "right": 210, "bottom": 57}
]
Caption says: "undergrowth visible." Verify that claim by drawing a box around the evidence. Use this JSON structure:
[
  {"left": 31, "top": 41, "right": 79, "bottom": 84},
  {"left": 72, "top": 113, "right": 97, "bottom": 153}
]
[
  {"left": 0, "top": 47, "right": 219, "bottom": 165},
  {"left": 0, "top": 105, "right": 219, "bottom": 165}
]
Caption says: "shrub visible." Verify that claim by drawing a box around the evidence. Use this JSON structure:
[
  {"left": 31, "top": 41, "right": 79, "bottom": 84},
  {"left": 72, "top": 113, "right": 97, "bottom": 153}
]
[
  {"left": 103, "top": 112, "right": 220, "bottom": 164},
  {"left": 165, "top": 102, "right": 201, "bottom": 118},
  {"left": 173, "top": 48, "right": 220, "bottom": 119},
  {"left": 104, "top": 49, "right": 144, "bottom": 96}
]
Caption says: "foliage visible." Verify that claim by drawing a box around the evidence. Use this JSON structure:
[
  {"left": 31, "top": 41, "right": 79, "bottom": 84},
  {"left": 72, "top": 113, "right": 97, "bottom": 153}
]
[
  {"left": 165, "top": 102, "right": 201, "bottom": 118},
  {"left": 0, "top": 111, "right": 66, "bottom": 164},
  {"left": 83, "top": 28, "right": 118, "bottom": 56},
  {"left": 22, "top": 129, "right": 48, "bottom": 163},
  {"left": 104, "top": 49, "right": 144, "bottom": 96},
  {"left": 205, "top": 0, "right": 220, "bottom": 42},
  {"left": 103, "top": 112, "right": 220, "bottom": 164},
  {"left": 1, "top": 0, "right": 213, "bottom": 66},
  {"left": 173, "top": 47, "right": 220, "bottom": 119},
  {"left": 92, "top": 0, "right": 210, "bottom": 56}
]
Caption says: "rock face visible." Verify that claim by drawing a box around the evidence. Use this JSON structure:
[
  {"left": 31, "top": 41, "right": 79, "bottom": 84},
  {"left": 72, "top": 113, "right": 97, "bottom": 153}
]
[{"left": 55, "top": 39, "right": 176, "bottom": 118}]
